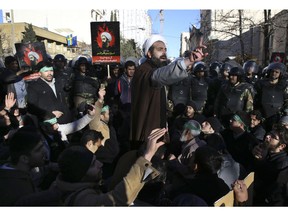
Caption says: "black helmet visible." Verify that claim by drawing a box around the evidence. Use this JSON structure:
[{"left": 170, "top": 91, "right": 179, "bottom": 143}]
[
  {"left": 53, "top": 54, "right": 67, "bottom": 62},
  {"left": 261, "top": 66, "right": 268, "bottom": 78},
  {"left": 267, "top": 62, "right": 286, "bottom": 75},
  {"left": 80, "top": 54, "right": 92, "bottom": 65},
  {"left": 72, "top": 54, "right": 92, "bottom": 68},
  {"left": 193, "top": 61, "right": 207, "bottom": 73},
  {"left": 77, "top": 57, "right": 89, "bottom": 65},
  {"left": 229, "top": 67, "right": 244, "bottom": 76},
  {"left": 210, "top": 62, "right": 221, "bottom": 73},
  {"left": 209, "top": 62, "right": 221, "bottom": 77},
  {"left": 220, "top": 63, "right": 232, "bottom": 74},
  {"left": 243, "top": 60, "right": 258, "bottom": 74}
]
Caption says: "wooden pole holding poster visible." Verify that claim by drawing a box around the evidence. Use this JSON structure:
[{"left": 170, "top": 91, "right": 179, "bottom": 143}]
[{"left": 107, "top": 64, "right": 111, "bottom": 79}]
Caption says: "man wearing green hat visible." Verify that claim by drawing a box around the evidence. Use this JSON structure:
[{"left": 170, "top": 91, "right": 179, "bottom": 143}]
[
  {"left": 27, "top": 61, "right": 74, "bottom": 125},
  {"left": 221, "top": 110, "right": 260, "bottom": 172}
]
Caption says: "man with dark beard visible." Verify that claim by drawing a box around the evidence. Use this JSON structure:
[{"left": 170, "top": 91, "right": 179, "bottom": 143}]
[
  {"left": 252, "top": 124, "right": 288, "bottom": 206},
  {"left": 101, "top": 32, "right": 112, "bottom": 48},
  {"left": 130, "top": 34, "right": 208, "bottom": 150}
]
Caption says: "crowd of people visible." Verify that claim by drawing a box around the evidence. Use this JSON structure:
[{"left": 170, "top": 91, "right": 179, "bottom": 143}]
[{"left": 0, "top": 34, "right": 288, "bottom": 207}]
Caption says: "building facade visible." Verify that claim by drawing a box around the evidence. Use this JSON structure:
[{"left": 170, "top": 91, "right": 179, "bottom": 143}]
[
  {"left": 0, "top": 22, "right": 83, "bottom": 60},
  {"left": 180, "top": 32, "right": 190, "bottom": 56},
  {"left": 197, "top": 9, "right": 288, "bottom": 66}
]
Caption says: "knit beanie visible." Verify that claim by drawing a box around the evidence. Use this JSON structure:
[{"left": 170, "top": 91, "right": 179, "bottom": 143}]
[
  {"left": 186, "top": 100, "right": 198, "bottom": 111},
  {"left": 206, "top": 117, "right": 222, "bottom": 133},
  {"left": 58, "top": 146, "right": 94, "bottom": 183}
]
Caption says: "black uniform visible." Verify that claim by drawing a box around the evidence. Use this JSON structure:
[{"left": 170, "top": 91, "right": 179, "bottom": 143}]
[{"left": 168, "top": 76, "right": 192, "bottom": 106}]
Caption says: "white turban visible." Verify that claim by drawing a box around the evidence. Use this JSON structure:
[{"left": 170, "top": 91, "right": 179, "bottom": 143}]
[
  {"left": 101, "top": 32, "right": 112, "bottom": 41},
  {"left": 143, "top": 34, "right": 167, "bottom": 56},
  {"left": 28, "top": 51, "right": 40, "bottom": 60}
]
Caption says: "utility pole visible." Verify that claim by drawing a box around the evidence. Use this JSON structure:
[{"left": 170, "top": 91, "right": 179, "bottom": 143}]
[
  {"left": 159, "top": 9, "right": 164, "bottom": 35},
  {"left": 11, "top": 9, "right": 16, "bottom": 54}
]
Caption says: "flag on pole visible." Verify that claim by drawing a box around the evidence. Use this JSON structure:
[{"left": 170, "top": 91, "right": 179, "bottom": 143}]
[
  {"left": 67, "top": 34, "right": 72, "bottom": 46},
  {"left": 72, "top": 36, "right": 77, "bottom": 46}
]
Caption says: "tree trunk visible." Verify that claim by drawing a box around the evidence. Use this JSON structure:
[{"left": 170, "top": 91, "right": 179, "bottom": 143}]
[
  {"left": 263, "top": 10, "right": 271, "bottom": 65},
  {"left": 238, "top": 10, "right": 245, "bottom": 64}
]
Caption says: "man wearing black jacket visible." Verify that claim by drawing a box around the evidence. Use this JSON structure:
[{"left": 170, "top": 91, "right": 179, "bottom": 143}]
[
  {"left": 252, "top": 124, "right": 288, "bottom": 206},
  {"left": 27, "top": 61, "right": 74, "bottom": 124}
]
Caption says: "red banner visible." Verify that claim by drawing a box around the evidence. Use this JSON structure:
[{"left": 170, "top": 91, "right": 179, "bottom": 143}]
[
  {"left": 91, "top": 21, "right": 120, "bottom": 64},
  {"left": 92, "top": 56, "right": 121, "bottom": 63},
  {"left": 15, "top": 42, "right": 48, "bottom": 70}
]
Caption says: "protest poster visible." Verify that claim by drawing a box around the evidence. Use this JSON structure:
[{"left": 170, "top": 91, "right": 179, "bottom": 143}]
[{"left": 91, "top": 21, "right": 120, "bottom": 64}]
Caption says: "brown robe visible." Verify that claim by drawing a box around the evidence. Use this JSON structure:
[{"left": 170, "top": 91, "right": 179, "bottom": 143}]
[{"left": 130, "top": 59, "right": 189, "bottom": 147}]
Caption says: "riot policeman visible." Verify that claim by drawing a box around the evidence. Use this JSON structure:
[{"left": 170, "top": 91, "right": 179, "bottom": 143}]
[
  {"left": 53, "top": 54, "right": 75, "bottom": 108},
  {"left": 214, "top": 67, "right": 254, "bottom": 128},
  {"left": 209, "top": 61, "right": 221, "bottom": 79},
  {"left": 254, "top": 62, "right": 288, "bottom": 131},
  {"left": 243, "top": 60, "right": 259, "bottom": 85},
  {"left": 167, "top": 75, "right": 192, "bottom": 107},
  {"left": 72, "top": 57, "right": 100, "bottom": 112},
  {"left": 220, "top": 63, "right": 232, "bottom": 81},
  {"left": 205, "top": 62, "right": 232, "bottom": 117},
  {"left": 190, "top": 61, "right": 210, "bottom": 114}
]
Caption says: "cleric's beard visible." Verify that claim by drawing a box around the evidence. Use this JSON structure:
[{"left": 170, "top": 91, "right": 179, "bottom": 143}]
[
  {"left": 151, "top": 55, "right": 168, "bottom": 67},
  {"left": 180, "top": 130, "right": 188, "bottom": 142}
]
